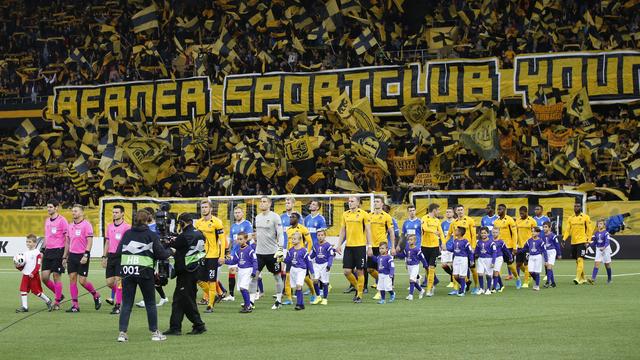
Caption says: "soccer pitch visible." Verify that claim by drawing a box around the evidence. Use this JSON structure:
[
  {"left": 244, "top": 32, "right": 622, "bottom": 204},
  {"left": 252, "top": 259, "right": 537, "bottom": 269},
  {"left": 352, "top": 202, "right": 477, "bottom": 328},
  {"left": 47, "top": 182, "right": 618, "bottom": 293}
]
[{"left": 0, "top": 258, "right": 638, "bottom": 360}]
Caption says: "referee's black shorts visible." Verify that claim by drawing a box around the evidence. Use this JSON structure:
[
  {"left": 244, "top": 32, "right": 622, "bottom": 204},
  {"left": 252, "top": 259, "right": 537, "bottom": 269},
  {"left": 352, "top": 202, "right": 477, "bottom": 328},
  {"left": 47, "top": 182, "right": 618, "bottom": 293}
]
[{"left": 343, "top": 246, "right": 366, "bottom": 270}]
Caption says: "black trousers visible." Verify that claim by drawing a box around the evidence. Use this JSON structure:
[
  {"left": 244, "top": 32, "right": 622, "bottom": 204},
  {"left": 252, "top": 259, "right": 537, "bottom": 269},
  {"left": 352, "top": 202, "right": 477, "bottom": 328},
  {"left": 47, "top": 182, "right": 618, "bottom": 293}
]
[
  {"left": 169, "top": 270, "right": 205, "bottom": 331},
  {"left": 119, "top": 276, "right": 157, "bottom": 332}
]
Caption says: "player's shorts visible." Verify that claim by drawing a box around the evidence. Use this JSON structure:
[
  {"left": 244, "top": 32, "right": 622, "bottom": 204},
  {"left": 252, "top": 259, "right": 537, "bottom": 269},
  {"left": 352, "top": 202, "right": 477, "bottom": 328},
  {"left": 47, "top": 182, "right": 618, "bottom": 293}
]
[
  {"left": 421, "top": 246, "right": 440, "bottom": 267},
  {"left": 105, "top": 253, "right": 120, "bottom": 278},
  {"left": 452, "top": 257, "right": 469, "bottom": 276},
  {"left": 67, "top": 253, "right": 89, "bottom": 276},
  {"left": 313, "top": 262, "right": 330, "bottom": 283},
  {"left": 594, "top": 246, "right": 612, "bottom": 263},
  {"left": 343, "top": 246, "right": 366, "bottom": 270},
  {"left": 572, "top": 243, "right": 587, "bottom": 259},
  {"left": 199, "top": 258, "right": 220, "bottom": 281},
  {"left": 367, "top": 247, "right": 381, "bottom": 269},
  {"left": 516, "top": 251, "right": 528, "bottom": 264},
  {"left": 377, "top": 273, "right": 393, "bottom": 291},
  {"left": 407, "top": 264, "right": 420, "bottom": 281},
  {"left": 236, "top": 267, "right": 253, "bottom": 290},
  {"left": 289, "top": 267, "right": 306, "bottom": 287},
  {"left": 42, "top": 247, "right": 65, "bottom": 274},
  {"left": 546, "top": 249, "right": 557, "bottom": 266},
  {"left": 20, "top": 274, "right": 43, "bottom": 295},
  {"left": 494, "top": 257, "right": 504, "bottom": 272},
  {"left": 528, "top": 254, "right": 543, "bottom": 273},
  {"left": 440, "top": 250, "right": 453, "bottom": 263},
  {"left": 257, "top": 253, "right": 281, "bottom": 274},
  {"left": 477, "top": 257, "right": 494, "bottom": 274}
]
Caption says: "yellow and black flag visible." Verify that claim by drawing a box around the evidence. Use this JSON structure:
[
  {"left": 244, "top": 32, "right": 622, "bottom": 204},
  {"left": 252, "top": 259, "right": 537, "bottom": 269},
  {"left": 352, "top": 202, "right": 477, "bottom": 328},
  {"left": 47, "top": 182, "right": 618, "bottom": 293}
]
[
  {"left": 320, "top": 0, "right": 342, "bottom": 32},
  {"left": 459, "top": 107, "right": 499, "bottom": 160},
  {"left": 628, "top": 100, "right": 640, "bottom": 120},
  {"left": 352, "top": 27, "right": 378, "bottom": 55},
  {"left": 566, "top": 88, "right": 593, "bottom": 121},
  {"left": 628, "top": 158, "right": 640, "bottom": 181},
  {"left": 132, "top": 4, "right": 160, "bottom": 33},
  {"left": 284, "top": 137, "right": 314, "bottom": 161},
  {"left": 335, "top": 169, "right": 363, "bottom": 192}
]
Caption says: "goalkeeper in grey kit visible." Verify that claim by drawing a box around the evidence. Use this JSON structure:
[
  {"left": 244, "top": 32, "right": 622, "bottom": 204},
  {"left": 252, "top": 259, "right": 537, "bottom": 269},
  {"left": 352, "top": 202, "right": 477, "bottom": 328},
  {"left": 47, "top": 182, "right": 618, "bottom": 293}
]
[{"left": 251, "top": 196, "right": 285, "bottom": 309}]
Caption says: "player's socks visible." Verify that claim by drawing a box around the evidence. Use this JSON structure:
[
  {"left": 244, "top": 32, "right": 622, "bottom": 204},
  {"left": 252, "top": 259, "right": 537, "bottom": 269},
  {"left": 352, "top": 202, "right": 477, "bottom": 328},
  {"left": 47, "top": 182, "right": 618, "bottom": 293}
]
[
  {"left": 508, "top": 266, "right": 513, "bottom": 276},
  {"left": 54, "top": 282, "right": 63, "bottom": 303},
  {"left": 369, "top": 269, "right": 379, "bottom": 280},
  {"left": 295, "top": 290, "right": 303, "bottom": 306},
  {"left": 508, "top": 263, "right": 519, "bottom": 279},
  {"left": 322, "top": 283, "right": 329, "bottom": 298},
  {"left": 304, "top": 276, "right": 316, "bottom": 295},
  {"left": 409, "top": 281, "right": 415, "bottom": 295},
  {"left": 471, "top": 268, "right": 479, "bottom": 288},
  {"left": 345, "top": 273, "right": 358, "bottom": 288},
  {"left": 591, "top": 267, "right": 599, "bottom": 280},
  {"left": 493, "top": 275, "right": 500, "bottom": 289},
  {"left": 313, "top": 282, "right": 320, "bottom": 296},
  {"left": 452, "top": 276, "right": 460, "bottom": 290},
  {"left": 21, "top": 292, "right": 28, "bottom": 309},
  {"left": 111, "top": 287, "right": 116, "bottom": 299},
  {"left": 576, "top": 258, "right": 584, "bottom": 281},
  {"left": 45, "top": 280, "right": 56, "bottom": 293},
  {"left": 478, "top": 275, "right": 484, "bottom": 291},
  {"left": 523, "top": 267, "right": 530, "bottom": 284},
  {"left": 532, "top": 273, "right": 540, "bottom": 286},
  {"left": 217, "top": 281, "right": 227, "bottom": 295},
  {"left": 606, "top": 267, "right": 612, "bottom": 282},
  {"left": 284, "top": 273, "right": 292, "bottom": 300},
  {"left": 356, "top": 274, "right": 365, "bottom": 297},
  {"left": 273, "top": 273, "right": 284, "bottom": 302},
  {"left": 457, "top": 277, "right": 466, "bottom": 294},
  {"left": 258, "top": 278, "right": 264, "bottom": 293},
  {"left": 70, "top": 283, "right": 79, "bottom": 308},
  {"left": 240, "top": 289, "right": 250, "bottom": 307},
  {"left": 427, "top": 270, "right": 435, "bottom": 291},
  {"left": 208, "top": 282, "right": 218, "bottom": 308},
  {"left": 414, "top": 281, "right": 423, "bottom": 292},
  {"left": 486, "top": 275, "right": 492, "bottom": 290},
  {"left": 198, "top": 281, "right": 209, "bottom": 295},
  {"left": 517, "top": 266, "right": 521, "bottom": 276},
  {"left": 115, "top": 285, "right": 122, "bottom": 305},
  {"left": 547, "top": 269, "right": 555, "bottom": 284},
  {"left": 82, "top": 281, "right": 98, "bottom": 298},
  {"left": 229, "top": 274, "right": 236, "bottom": 297},
  {"left": 38, "top": 292, "right": 51, "bottom": 303},
  {"left": 380, "top": 290, "right": 386, "bottom": 300}
]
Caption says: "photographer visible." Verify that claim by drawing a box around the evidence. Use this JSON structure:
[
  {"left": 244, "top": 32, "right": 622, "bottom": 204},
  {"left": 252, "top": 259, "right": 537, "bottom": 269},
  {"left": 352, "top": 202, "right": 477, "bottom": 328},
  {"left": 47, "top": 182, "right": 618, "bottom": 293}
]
[
  {"left": 115, "top": 210, "right": 171, "bottom": 343},
  {"left": 164, "top": 213, "right": 207, "bottom": 336}
]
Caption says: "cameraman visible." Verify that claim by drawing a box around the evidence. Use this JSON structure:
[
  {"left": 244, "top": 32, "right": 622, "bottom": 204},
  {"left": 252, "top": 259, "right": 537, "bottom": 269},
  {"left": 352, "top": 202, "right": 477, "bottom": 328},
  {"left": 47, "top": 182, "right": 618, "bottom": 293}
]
[
  {"left": 136, "top": 207, "right": 169, "bottom": 308},
  {"left": 164, "top": 213, "right": 207, "bottom": 336},
  {"left": 116, "top": 210, "right": 170, "bottom": 342}
]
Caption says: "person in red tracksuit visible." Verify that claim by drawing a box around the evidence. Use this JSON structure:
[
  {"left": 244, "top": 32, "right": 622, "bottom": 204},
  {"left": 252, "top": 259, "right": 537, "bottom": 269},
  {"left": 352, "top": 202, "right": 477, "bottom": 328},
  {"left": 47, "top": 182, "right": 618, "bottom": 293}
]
[{"left": 16, "top": 234, "right": 53, "bottom": 313}]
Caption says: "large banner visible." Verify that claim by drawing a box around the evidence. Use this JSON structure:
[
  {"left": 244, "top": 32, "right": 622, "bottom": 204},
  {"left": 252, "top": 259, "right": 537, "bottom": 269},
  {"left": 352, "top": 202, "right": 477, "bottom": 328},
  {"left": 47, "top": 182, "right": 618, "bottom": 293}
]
[
  {"left": 52, "top": 77, "right": 211, "bottom": 124},
  {"left": 44, "top": 51, "right": 640, "bottom": 123}
]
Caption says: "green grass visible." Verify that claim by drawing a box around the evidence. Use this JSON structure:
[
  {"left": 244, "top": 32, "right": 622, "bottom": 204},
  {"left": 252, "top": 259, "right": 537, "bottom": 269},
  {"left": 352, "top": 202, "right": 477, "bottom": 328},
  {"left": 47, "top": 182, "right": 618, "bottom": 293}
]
[{"left": 0, "top": 258, "right": 638, "bottom": 359}]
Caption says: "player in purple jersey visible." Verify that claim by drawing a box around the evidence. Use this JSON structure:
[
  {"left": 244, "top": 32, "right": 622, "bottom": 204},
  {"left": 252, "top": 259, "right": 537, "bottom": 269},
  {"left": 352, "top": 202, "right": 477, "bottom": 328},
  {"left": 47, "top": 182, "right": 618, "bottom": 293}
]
[
  {"left": 491, "top": 228, "right": 511, "bottom": 293},
  {"left": 404, "top": 235, "right": 427, "bottom": 300},
  {"left": 42, "top": 199, "right": 69, "bottom": 310},
  {"left": 588, "top": 219, "right": 613, "bottom": 284},
  {"left": 369, "top": 242, "right": 395, "bottom": 304},
  {"left": 283, "top": 232, "right": 314, "bottom": 310},
  {"left": 225, "top": 207, "right": 254, "bottom": 302},
  {"left": 450, "top": 227, "right": 474, "bottom": 297},
  {"left": 474, "top": 227, "right": 497, "bottom": 295},
  {"left": 542, "top": 221, "right": 561, "bottom": 288},
  {"left": 519, "top": 227, "right": 549, "bottom": 291},
  {"left": 310, "top": 229, "right": 335, "bottom": 305},
  {"left": 224, "top": 232, "right": 258, "bottom": 313}
]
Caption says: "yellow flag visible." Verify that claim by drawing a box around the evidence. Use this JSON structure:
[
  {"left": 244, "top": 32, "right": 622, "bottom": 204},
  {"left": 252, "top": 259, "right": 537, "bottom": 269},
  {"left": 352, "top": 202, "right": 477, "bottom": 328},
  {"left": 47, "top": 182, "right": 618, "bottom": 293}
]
[{"left": 566, "top": 88, "right": 593, "bottom": 121}]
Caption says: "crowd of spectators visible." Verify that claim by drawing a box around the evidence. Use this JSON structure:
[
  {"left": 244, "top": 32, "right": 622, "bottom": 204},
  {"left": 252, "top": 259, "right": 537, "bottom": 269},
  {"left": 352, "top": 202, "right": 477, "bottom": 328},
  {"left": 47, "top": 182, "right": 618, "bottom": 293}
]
[{"left": 0, "top": 0, "right": 639, "bottom": 209}]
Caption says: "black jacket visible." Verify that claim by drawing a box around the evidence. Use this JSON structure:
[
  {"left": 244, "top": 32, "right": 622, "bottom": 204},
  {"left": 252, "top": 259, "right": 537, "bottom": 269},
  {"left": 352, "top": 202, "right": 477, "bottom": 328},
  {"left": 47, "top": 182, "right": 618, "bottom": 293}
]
[
  {"left": 170, "top": 224, "right": 205, "bottom": 274},
  {"left": 116, "top": 224, "right": 170, "bottom": 279}
]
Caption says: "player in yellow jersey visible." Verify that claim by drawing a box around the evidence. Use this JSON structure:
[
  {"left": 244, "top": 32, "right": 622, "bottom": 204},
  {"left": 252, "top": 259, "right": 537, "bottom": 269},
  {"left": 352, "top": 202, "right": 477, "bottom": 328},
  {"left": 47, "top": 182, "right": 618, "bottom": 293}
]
[
  {"left": 563, "top": 202, "right": 593, "bottom": 285},
  {"left": 336, "top": 196, "right": 372, "bottom": 303},
  {"left": 493, "top": 204, "right": 522, "bottom": 288},
  {"left": 421, "top": 203, "right": 445, "bottom": 297},
  {"left": 515, "top": 206, "right": 537, "bottom": 288},
  {"left": 194, "top": 199, "right": 226, "bottom": 313},
  {"left": 368, "top": 197, "right": 396, "bottom": 300},
  {"left": 283, "top": 212, "right": 317, "bottom": 304},
  {"left": 447, "top": 204, "right": 478, "bottom": 293}
]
